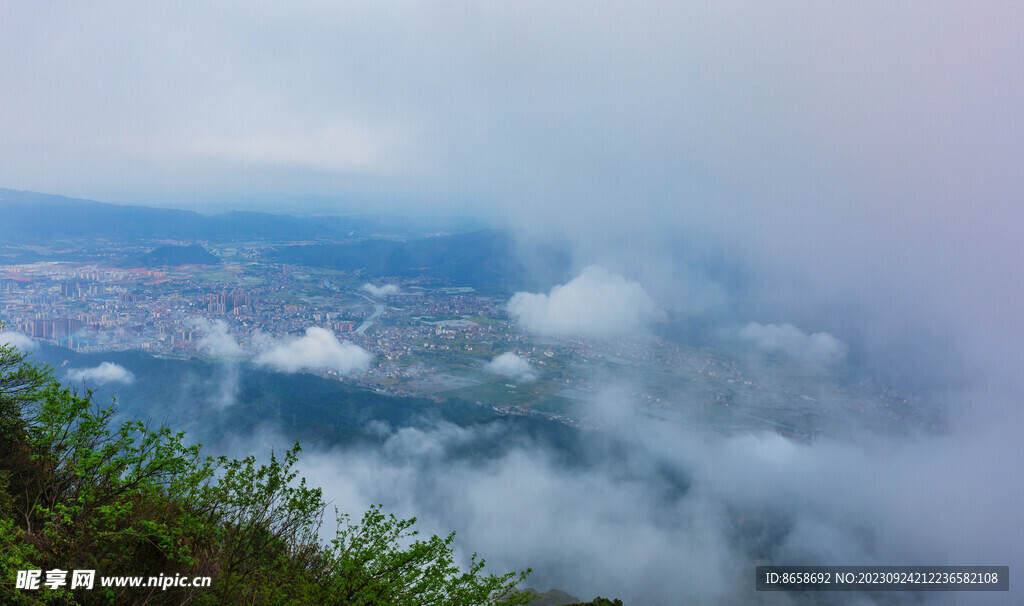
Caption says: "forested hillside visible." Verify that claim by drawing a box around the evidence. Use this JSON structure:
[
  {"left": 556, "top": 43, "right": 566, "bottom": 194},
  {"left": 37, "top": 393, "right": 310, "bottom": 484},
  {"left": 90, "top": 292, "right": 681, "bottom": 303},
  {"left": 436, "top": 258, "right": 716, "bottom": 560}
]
[
  {"left": 269, "top": 230, "right": 571, "bottom": 292},
  {"left": 0, "top": 337, "right": 534, "bottom": 605},
  {"left": 0, "top": 189, "right": 370, "bottom": 242}
]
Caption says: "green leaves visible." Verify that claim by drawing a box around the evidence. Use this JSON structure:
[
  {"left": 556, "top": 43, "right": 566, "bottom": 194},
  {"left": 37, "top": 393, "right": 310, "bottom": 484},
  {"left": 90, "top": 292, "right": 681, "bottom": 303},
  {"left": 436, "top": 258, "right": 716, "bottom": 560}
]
[
  {"left": 0, "top": 336, "right": 51, "bottom": 447},
  {"left": 0, "top": 349, "right": 534, "bottom": 605},
  {"left": 322, "top": 505, "right": 533, "bottom": 606}
]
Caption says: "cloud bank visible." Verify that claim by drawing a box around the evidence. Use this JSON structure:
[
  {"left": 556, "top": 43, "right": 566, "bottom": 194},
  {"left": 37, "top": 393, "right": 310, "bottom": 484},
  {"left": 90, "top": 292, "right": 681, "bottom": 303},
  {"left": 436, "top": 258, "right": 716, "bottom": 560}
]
[
  {"left": 483, "top": 352, "right": 537, "bottom": 383},
  {"left": 0, "top": 331, "right": 36, "bottom": 351},
  {"left": 738, "top": 322, "right": 848, "bottom": 369},
  {"left": 277, "top": 397, "right": 1023, "bottom": 606},
  {"left": 195, "top": 318, "right": 245, "bottom": 357},
  {"left": 66, "top": 362, "right": 135, "bottom": 385},
  {"left": 362, "top": 283, "right": 400, "bottom": 298},
  {"left": 508, "top": 266, "right": 662, "bottom": 339},
  {"left": 254, "top": 327, "right": 372, "bottom": 377}
]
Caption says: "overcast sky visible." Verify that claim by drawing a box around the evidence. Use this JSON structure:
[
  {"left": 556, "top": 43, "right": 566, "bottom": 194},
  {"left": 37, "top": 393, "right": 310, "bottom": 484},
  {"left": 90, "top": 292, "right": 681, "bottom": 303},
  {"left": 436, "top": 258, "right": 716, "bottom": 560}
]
[
  {"left": 2, "top": 2, "right": 1020, "bottom": 381},
  {"left": 3, "top": 0, "right": 1022, "bottom": 384},
  {"left": 3, "top": 2, "right": 1020, "bottom": 218}
]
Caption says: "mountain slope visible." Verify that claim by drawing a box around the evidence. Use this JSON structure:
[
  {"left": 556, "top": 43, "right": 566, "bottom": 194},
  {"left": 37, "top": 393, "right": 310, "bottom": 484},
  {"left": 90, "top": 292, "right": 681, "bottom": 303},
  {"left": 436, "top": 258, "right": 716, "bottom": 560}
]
[
  {"left": 270, "top": 230, "right": 571, "bottom": 292},
  {"left": 0, "top": 188, "right": 369, "bottom": 242},
  {"left": 118, "top": 244, "right": 221, "bottom": 267}
]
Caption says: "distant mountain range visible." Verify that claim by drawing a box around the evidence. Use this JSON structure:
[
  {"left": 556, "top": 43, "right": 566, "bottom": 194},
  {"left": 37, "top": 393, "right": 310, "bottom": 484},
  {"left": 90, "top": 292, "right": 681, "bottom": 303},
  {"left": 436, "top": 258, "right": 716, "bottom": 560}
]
[
  {"left": 0, "top": 188, "right": 372, "bottom": 242},
  {"left": 0, "top": 188, "right": 572, "bottom": 291}
]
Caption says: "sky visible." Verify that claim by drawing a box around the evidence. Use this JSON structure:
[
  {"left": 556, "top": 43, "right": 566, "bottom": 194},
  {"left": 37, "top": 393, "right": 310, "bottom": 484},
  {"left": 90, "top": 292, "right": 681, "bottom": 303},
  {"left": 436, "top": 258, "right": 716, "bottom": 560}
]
[
  {"left": 3, "top": 2, "right": 1024, "bottom": 603},
  {"left": 1, "top": 2, "right": 1021, "bottom": 351}
]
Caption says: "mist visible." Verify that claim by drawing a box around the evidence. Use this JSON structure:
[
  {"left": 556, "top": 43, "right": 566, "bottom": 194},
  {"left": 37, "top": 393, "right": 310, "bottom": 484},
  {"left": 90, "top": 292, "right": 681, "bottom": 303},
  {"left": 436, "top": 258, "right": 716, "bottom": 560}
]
[
  {"left": 237, "top": 362, "right": 1020, "bottom": 605},
  {"left": 65, "top": 362, "right": 135, "bottom": 386},
  {"left": 213, "top": 223, "right": 1021, "bottom": 604}
]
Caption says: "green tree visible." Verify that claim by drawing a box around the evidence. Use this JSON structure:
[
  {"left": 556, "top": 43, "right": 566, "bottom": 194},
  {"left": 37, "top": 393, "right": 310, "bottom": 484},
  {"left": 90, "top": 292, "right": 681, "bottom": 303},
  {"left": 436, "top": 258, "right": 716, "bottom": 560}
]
[
  {"left": 317, "top": 504, "right": 532, "bottom": 605},
  {"left": 0, "top": 335, "right": 534, "bottom": 605},
  {"left": 0, "top": 322, "right": 50, "bottom": 452}
]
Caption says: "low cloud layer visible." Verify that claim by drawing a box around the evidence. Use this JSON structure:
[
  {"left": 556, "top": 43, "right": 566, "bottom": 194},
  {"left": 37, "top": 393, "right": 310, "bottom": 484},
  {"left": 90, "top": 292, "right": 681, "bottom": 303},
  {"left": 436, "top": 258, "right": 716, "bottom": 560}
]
[
  {"left": 362, "top": 283, "right": 400, "bottom": 298},
  {"left": 195, "top": 319, "right": 245, "bottom": 357},
  {"left": 66, "top": 362, "right": 135, "bottom": 385},
  {"left": 508, "top": 266, "right": 662, "bottom": 339},
  {"left": 738, "top": 322, "right": 848, "bottom": 369},
  {"left": 280, "top": 397, "right": 1022, "bottom": 606},
  {"left": 254, "top": 327, "right": 372, "bottom": 377},
  {"left": 0, "top": 331, "right": 36, "bottom": 351},
  {"left": 483, "top": 352, "right": 537, "bottom": 383}
]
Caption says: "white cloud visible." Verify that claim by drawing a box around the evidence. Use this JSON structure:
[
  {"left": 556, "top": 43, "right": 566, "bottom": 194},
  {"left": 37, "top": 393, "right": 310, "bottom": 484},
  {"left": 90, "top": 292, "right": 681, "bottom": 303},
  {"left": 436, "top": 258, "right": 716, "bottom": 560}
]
[
  {"left": 66, "top": 362, "right": 135, "bottom": 385},
  {"left": 508, "top": 266, "right": 662, "bottom": 339},
  {"left": 191, "top": 120, "right": 409, "bottom": 174},
  {"left": 194, "top": 318, "right": 245, "bottom": 357},
  {"left": 254, "top": 327, "right": 372, "bottom": 377},
  {"left": 739, "top": 322, "right": 848, "bottom": 368},
  {"left": 483, "top": 352, "right": 537, "bottom": 383},
  {"left": 0, "top": 331, "right": 36, "bottom": 351},
  {"left": 283, "top": 392, "right": 1024, "bottom": 606},
  {"left": 362, "top": 283, "right": 400, "bottom": 298}
]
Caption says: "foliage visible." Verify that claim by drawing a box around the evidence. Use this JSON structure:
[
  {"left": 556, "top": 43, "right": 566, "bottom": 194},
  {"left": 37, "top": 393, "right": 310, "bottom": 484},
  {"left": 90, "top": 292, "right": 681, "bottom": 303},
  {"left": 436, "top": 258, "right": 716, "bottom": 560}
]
[
  {"left": 319, "top": 505, "right": 531, "bottom": 606},
  {"left": 0, "top": 339, "right": 533, "bottom": 605},
  {"left": 0, "top": 331, "right": 49, "bottom": 446}
]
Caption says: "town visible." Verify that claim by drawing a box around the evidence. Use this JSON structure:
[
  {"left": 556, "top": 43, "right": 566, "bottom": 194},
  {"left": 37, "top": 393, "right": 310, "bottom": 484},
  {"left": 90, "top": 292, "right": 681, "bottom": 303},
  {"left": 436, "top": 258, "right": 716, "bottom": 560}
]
[{"left": 0, "top": 242, "right": 928, "bottom": 437}]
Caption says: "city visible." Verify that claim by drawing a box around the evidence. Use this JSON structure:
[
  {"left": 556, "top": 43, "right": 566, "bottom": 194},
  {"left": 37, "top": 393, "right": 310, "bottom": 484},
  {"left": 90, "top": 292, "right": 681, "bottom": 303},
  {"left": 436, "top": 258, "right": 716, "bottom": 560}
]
[{"left": 0, "top": 240, "right": 929, "bottom": 438}]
